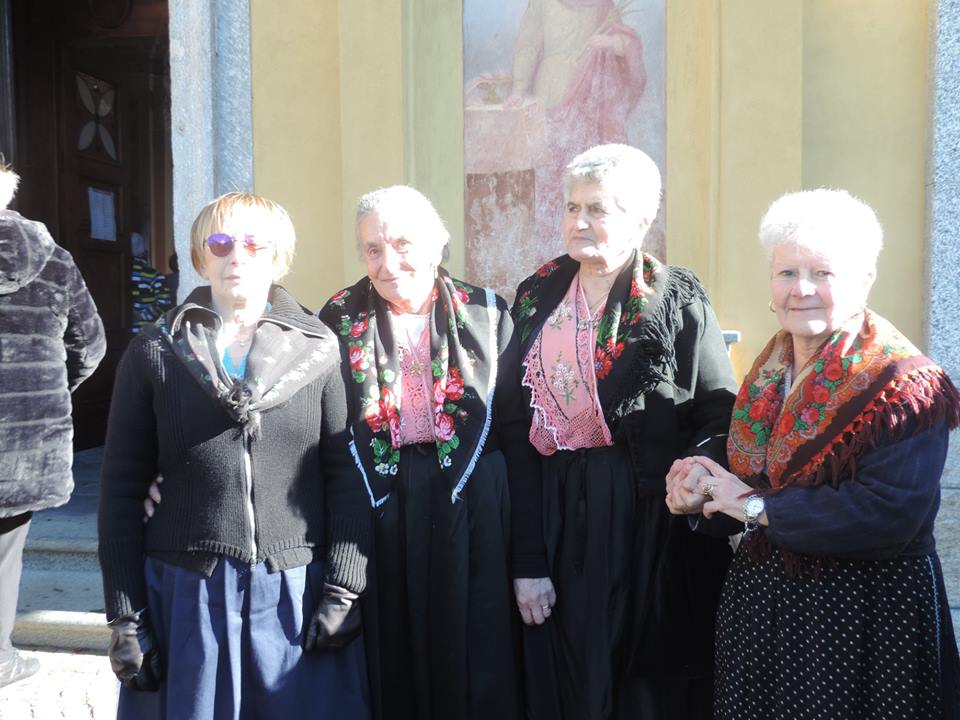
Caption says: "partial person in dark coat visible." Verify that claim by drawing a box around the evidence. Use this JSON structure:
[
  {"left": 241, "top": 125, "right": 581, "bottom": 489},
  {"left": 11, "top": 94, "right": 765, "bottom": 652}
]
[
  {"left": 99, "top": 192, "right": 371, "bottom": 719},
  {"left": 510, "top": 144, "right": 736, "bottom": 719},
  {"left": 0, "top": 162, "right": 106, "bottom": 689}
]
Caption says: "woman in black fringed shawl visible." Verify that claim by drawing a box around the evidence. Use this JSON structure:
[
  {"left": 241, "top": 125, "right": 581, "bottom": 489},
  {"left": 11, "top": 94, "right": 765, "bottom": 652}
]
[
  {"left": 667, "top": 189, "right": 960, "bottom": 720},
  {"left": 510, "top": 143, "right": 737, "bottom": 719},
  {"left": 318, "top": 186, "right": 534, "bottom": 720}
]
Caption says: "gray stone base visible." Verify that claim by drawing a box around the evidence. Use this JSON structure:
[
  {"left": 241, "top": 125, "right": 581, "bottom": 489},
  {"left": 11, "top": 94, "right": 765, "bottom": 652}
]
[
  {"left": 941, "top": 434, "right": 960, "bottom": 490},
  {"left": 937, "top": 481, "right": 960, "bottom": 643},
  {"left": 930, "top": 0, "right": 960, "bottom": 641},
  {"left": 937, "top": 487, "right": 960, "bottom": 605}
]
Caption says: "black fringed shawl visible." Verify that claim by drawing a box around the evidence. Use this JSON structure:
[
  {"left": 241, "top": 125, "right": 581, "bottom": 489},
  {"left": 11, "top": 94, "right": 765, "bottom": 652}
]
[{"left": 512, "top": 250, "right": 717, "bottom": 428}]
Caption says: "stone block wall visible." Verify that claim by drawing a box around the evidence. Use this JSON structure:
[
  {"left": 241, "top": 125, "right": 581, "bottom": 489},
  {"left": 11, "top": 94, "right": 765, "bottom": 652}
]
[{"left": 930, "top": 0, "right": 960, "bottom": 635}]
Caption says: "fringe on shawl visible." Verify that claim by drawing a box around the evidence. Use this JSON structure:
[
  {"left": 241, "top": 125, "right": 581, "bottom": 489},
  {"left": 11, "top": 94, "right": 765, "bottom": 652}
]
[
  {"left": 609, "top": 266, "right": 709, "bottom": 420},
  {"left": 744, "top": 365, "right": 960, "bottom": 577}
]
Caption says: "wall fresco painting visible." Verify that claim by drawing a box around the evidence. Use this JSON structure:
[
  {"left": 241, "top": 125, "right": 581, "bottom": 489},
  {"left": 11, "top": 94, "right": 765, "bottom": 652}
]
[{"left": 464, "top": 0, "right": 665, "bottom": 300}]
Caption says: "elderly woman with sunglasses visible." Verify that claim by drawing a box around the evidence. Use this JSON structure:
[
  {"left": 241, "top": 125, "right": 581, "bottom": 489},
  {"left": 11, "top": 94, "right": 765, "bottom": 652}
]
[
  {"left": 98, "top": 192, "right": 371, "bottom": 719},
  {"left": 318, "top": 185, "right": 534, "bottom": 720}
]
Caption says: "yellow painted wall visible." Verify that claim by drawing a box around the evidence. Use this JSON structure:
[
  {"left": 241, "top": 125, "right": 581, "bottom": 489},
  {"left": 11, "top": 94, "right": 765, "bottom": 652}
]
[
  {"left": 667, "top": 1, "right": 805, "bottom": 377},
  {"left": 404, "top": 0, "right": 466, "bottom": 277},
  {"left": 801, "top": 0, "right": 931, "bottom": 351},
  {"left": 250, "top": 0, "right": 344, "bottom": 311},
  {"left": 251, "top": 0, "right": 461, "bottom": 310},
  {"left": 667, "top": 0, "right": 931, "bottom": 377},
  {"left": 338, "top": 1, "right": 406, "bottom": 286},
  {"left": 251, "top": 0, "right": 933, "bottom": 369}
]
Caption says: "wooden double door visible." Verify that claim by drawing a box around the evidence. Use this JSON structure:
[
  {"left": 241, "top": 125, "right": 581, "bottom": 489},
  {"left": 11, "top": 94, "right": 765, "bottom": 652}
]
[{"left": 7, "top": 0, "right": 172, "bottom": 448}]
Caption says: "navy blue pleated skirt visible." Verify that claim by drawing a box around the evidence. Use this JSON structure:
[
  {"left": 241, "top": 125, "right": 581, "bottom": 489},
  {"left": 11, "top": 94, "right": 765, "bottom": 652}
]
[{"left": 117, "top": 556, "right": 370, "bottom": 720}]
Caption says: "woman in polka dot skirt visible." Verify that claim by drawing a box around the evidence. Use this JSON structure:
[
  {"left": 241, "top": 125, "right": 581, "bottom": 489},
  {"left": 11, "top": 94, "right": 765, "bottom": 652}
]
[{"left": 666, "top": 189, "right": 960, "bottom": 720}]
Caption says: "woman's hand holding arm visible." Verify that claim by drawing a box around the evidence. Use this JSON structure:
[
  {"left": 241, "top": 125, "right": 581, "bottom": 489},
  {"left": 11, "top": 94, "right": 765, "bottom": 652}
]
[
  {"left": 664, "top": 458, "right": 710, "bottom": 515},
  {"left": 587, "top": 32, "right": 625, "bottom": 55},
  {"left": 686, "top": 455, "right": 764, "bottom": 525}
]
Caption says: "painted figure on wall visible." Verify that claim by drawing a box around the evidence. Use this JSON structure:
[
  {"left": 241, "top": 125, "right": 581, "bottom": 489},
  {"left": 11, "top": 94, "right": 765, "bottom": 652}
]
[{"left": 464, "top": 0, "right": 664, "bottom": 300}]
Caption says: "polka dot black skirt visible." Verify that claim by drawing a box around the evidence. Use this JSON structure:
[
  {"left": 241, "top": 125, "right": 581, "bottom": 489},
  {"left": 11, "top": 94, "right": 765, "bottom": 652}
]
[{"left": 714, "top": 548, "right": 958, "bottom": 720}]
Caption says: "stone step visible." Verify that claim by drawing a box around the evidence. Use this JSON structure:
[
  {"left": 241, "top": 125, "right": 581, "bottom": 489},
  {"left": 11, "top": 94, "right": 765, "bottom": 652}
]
[
  {"left": 15, "top": 547, "right": 109, "bottom": 652},
  {"left": 22, "top": 537, "right": 100, "bottom": 573},
  {"left": 17, "top": 566, "right": 104, "bottom": 614},
  {"left": 12, "top": 610, "right": 109, "bottom": 652},
  {"left": 13, "top": 568, "right": 109, "bottom": 652}
]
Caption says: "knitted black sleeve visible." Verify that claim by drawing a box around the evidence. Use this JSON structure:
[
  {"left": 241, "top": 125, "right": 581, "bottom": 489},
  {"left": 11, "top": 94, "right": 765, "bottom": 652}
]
[
  {"left": 494, "top": 299, "right": 548, "bottom": 579},
  {"left": 97, "top": 335, "right": 159, "bottom": 620},
  {"left": 320, "top": 359, "right": 372, "bottom": 594}
]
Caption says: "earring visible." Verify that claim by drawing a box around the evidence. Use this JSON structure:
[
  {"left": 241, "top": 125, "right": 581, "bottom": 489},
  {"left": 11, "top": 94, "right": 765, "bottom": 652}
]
[{"left": 768, "top": 301, "right": 776, "bottom": 313}]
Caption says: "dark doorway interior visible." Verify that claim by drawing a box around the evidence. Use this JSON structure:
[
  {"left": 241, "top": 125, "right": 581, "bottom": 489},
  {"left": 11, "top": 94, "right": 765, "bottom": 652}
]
[{"left": 8, "top": 0, "right": 171, "bottom": 448}]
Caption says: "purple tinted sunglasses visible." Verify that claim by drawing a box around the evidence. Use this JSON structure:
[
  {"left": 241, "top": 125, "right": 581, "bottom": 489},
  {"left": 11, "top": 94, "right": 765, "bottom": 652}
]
[{"left": 206, "top": 233, "right": 273, "bottom": 258}]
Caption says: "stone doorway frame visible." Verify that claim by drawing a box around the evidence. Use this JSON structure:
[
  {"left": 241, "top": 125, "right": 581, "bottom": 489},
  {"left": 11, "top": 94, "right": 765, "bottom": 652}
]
[{"left": 169, "top": 0, "right": 254, "bottom": 300}]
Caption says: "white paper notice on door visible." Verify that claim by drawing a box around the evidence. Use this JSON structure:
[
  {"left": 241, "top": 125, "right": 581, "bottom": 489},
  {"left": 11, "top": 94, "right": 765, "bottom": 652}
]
[{"left": 88, "top": 187, "right": 117, "bottom": 241}]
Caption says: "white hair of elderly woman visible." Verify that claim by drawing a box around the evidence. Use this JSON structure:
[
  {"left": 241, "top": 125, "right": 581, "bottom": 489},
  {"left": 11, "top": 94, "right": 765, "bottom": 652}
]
[
  {"left": 563, "top": 143, "right": 662, "bottom": 223},
  {"left": 759, "top": 189, "right": 884, "bottom": 272},
  {"left": 356, "top": 185, "right": 451, "bottom": 261},
  {"left": 0, "top": 163, "right": 19, "bottom": 210}
]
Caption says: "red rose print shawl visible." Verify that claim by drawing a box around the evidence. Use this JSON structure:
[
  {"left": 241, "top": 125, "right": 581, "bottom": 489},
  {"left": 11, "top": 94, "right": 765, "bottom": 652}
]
[
  {"left": 728, "top": 310, "right": 960, "bottom": 569},
  {"left": 319, "top": 269, "right": 499, "bottom": 508}
]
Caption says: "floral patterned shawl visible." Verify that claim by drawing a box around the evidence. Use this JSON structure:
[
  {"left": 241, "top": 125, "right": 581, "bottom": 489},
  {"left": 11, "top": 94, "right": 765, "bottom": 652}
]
[
  {"left": 728, "top": 310, "right": 960, "bottom": 569},
  {"left": 319, "top": 269, "right": 499, "bottom": 508},
  {"left": 522, "top": 273, "right": 614, "bottom": 454},
  {"left": 513, "top": 250, "right": 687, "bottom": 425}
]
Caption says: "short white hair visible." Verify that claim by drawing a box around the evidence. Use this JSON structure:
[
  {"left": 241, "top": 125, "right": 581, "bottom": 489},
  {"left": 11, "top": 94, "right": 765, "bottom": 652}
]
[
  {"left": 0, "top": 164, "right": 19, "bottom": 210},
  {"left": 563, "top": 144, "right": 662, "bottom": 222},
  {"left": 759, "top": 189, "right": 883, "bottom": 272},
  {"left": 356, "top": 185, "right": 450, "bottom": 261}
]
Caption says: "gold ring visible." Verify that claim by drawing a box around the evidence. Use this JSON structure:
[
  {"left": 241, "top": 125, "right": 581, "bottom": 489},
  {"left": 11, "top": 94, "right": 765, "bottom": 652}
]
[{"left": 700, "top": 483, "right": 716, "bottom": 497}]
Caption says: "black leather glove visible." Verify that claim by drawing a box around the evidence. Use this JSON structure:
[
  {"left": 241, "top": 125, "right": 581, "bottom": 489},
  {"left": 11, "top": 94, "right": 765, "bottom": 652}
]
[
  {"left": 107, "top": 610, "right": 164, "bottom": 691},
  {"left": 304, "top": 583, "right": 362, "bottom": 651}
]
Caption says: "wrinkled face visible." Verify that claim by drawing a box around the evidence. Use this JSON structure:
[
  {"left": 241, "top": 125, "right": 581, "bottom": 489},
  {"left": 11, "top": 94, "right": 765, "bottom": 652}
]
[
  {"left": 562, "top": 181, "right": 647, "bottom": 266},
  {"left": 359, "top": 211, "right": 441, "bottom": 310},
  {"left": 199, "top": 207, "right": 278, "bottom": 306},
  {"left": 770, "top": 243, "right": 874, "bottom": 344}
]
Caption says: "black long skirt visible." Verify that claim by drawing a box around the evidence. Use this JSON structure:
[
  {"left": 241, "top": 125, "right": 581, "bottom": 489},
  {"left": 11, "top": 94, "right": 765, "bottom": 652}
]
[
  {"left": 363, "top": 445, "right": 521, "bottom": 720},
  {"left": 715, "top": 548, "right": 960, "bottom": 720},
  {"left": 521, "top": 445, "right": 724, "bottom": 720}
]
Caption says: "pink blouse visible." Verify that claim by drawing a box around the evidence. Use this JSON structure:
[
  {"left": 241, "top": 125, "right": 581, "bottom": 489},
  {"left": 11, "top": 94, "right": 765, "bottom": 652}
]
[
  {"left": 522, "top": 275, "right": 613, "bottom": 455},
  {"left": 389, "top": 311, "right": 437, "bottom": 446}
]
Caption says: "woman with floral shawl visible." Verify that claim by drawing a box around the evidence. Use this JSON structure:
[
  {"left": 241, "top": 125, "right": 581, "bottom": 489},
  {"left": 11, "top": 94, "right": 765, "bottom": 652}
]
[
  {"left": 510, "top": 144, "right": 737, "bottom": 719},
  {"left": 318, "top": 186, "right": 534, "bottom": 720},
  {"left": 668, "top": 189, "right": 960, "bottom": 719}
]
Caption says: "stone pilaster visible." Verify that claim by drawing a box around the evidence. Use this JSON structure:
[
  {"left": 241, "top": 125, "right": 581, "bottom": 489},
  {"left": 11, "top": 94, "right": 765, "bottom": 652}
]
[
  {"left": 168, "top": 0, "right": 253, "bottom": 301},
  {"left": 928, "top": 0, "right": 960, "bottom": 629}
]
